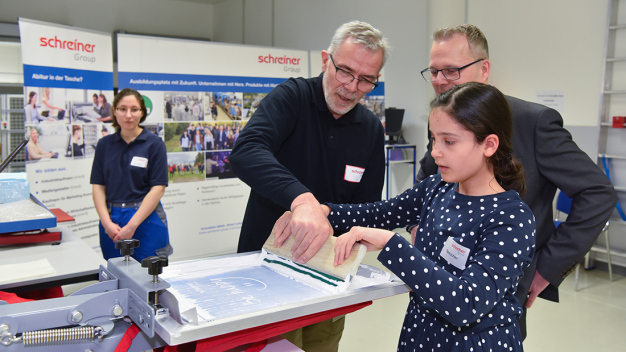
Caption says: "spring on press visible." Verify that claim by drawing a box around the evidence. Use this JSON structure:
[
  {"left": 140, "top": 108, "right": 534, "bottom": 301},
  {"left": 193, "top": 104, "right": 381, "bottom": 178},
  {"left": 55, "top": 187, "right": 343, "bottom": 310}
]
[{"left": 22, "top": 326, "right": 102, "bottom": 346}]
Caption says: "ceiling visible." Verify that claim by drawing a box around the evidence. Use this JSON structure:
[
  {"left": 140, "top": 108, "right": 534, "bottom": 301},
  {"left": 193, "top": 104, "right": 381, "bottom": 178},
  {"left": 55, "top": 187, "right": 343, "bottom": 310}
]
[{"left": 173, "top": 0, "right": 227, "bottom": 4}]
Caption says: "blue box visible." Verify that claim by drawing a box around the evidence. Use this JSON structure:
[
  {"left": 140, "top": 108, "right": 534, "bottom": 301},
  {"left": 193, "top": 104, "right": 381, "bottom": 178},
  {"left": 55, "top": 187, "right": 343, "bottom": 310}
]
[{"left": 0, "top": 194, "right": 57, "bottom": 234}]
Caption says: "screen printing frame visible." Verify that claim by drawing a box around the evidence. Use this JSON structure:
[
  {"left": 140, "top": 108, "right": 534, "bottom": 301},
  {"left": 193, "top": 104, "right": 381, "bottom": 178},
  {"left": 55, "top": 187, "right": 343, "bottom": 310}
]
[{"left": 154, "top": 251, "right": 410, "bottom": 346}]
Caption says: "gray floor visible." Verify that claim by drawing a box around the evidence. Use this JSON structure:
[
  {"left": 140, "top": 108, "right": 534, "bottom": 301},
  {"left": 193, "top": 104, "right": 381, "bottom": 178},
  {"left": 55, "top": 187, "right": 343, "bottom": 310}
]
[{"left": 339, "top": 249, "right": 626, "bottom": 352}]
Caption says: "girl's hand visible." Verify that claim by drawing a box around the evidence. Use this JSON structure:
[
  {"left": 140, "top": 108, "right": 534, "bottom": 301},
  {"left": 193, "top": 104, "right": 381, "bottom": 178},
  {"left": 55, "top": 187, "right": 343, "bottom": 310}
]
[
  {"left": 334, "top": 227, "right": 395, "bottom": 266},
  {"left": 113, "top": 223, "right": 138, "bottom": 242},
  {"left": 102, "top": 221, "right": 122, "bottom": 240}
]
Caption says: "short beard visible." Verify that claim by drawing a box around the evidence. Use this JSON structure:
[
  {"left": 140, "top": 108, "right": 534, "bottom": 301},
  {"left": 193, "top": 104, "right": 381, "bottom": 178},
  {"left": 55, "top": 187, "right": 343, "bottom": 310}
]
[{"left": 323, "top": 74, "right": 357, "bottom": 117}]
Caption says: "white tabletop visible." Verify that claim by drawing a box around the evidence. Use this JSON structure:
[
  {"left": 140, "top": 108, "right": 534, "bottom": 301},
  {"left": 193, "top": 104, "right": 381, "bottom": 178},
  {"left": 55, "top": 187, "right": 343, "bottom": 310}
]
[{"left": 0, "top": 226, "right": 105, "bottom": 292}]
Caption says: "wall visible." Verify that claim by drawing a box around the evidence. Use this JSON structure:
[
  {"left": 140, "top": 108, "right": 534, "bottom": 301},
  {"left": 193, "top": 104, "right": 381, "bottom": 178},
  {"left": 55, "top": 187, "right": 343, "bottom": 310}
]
[
  {"left": 0, "top": 0, "right": 214, "bottom": 41},
  {"left": 470, "top": 0, "right": 607, "bottom": 128},
  {"left": 469, "top": 0, "right": 608, "bottom": 161}
]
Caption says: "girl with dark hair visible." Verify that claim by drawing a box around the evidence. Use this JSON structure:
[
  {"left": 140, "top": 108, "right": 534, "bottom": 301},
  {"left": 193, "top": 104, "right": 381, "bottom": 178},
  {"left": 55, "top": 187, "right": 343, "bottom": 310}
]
[
  {"left": 275, "top": 82, "right": 535, "bottom": 351},
  {"left": 90, "top": 88, "right": 172, "bottom": 262}
]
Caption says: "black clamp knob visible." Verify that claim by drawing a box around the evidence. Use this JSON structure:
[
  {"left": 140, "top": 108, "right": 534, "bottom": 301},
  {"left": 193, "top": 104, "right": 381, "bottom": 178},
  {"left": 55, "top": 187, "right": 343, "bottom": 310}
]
[
  {"left": 141, "top": 256, "right": 169, "bottom": 283},
  {"left": 115, "top": 239, "right": 140, "bottom": 262}
]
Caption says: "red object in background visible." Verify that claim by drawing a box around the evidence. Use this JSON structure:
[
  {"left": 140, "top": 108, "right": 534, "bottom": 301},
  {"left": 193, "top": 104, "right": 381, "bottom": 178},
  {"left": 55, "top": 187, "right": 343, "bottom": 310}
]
[
  {"left": 612, "top": 116, "right": 625, "bottom": 128},
  {"left": 0, "top": 286, "right": 64, "bottom": 303},
  {"left": 0, "top": 230, "right": 61, "bottom": 246},
  {"left": 49, "top": 208, "right": 75, "bottom": 223}
]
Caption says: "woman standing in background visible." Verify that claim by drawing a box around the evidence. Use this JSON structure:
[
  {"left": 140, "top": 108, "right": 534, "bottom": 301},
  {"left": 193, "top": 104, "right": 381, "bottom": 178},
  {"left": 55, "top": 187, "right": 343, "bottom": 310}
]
[{"left": 90, "top": 88, "right": 172, "bottom": 261}]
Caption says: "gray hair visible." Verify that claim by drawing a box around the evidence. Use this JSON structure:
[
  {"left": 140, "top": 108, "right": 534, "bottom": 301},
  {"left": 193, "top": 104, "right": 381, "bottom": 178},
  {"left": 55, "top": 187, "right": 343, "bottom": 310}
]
[
  {"left": 327, "top": 20, "right": 390, "bottom": 68},
  {"left": 433, "top": 24, "right": 489, "bottom": 59}
]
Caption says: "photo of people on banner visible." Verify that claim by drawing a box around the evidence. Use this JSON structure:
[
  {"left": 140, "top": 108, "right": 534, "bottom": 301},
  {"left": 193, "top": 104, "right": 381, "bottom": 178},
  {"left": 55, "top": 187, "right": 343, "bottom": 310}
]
[
  {"left": 164, "top": 91, "right": 244, "bottom": 122},
  {"left": 23, "top": 87, "right": 116, "bottom": 162},
  {"left": 24, "top": 87, "right": 116, "bottom": 125}
]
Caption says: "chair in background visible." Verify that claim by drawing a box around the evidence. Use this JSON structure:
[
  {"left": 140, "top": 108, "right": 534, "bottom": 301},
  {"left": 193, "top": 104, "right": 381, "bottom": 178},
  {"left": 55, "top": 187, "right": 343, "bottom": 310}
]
[{"left": 553, "top": 191, "right": 613, "bottom": 290}]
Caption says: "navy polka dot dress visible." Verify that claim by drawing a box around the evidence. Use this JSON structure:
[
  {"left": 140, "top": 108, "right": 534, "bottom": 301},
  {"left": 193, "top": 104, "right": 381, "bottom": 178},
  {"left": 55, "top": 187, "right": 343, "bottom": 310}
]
[{"left": 328, "top": 175, "right": 536, "bottom": 351}]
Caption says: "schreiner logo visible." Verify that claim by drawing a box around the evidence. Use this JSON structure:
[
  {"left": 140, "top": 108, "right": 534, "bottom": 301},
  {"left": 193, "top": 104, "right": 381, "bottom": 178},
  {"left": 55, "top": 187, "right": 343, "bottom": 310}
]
[
  {"left": 451, "top": 244, "right": 466, "bottom": 254},
  {"left": 39, "top": 35, "right": 97, "bottom": 63},
  {"left": 258, "top": 54, "right": 301, "bottom": 73}
]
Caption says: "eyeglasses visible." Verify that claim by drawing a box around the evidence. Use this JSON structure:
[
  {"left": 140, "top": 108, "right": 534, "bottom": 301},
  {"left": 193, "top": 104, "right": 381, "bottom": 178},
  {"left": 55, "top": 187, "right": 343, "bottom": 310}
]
[
  {"left": 420, "top": 59, "right": 485, "bottom": 82},
  {"left": 329, "top": 54, "right": 378, "bottom": 93},
  {"left": 115, "top": 107, "right": 142, "bottom": 115}
]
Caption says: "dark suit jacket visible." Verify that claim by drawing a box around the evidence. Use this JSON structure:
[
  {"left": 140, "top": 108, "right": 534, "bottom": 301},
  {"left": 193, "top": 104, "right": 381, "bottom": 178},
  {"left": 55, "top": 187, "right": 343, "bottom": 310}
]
[{"left": 417, "top": 95, "right": 617, "bottom": 306}]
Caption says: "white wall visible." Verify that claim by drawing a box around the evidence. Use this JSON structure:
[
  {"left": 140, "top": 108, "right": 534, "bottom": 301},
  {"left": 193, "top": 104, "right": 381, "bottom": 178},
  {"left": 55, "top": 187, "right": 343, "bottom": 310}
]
[
  {"left": 0, "top": 0, "right": 214, "bottom": 40},
  {"left": 0, "top": 42, "right": 22, "bottom": 84},
  {"left": 470, "top": 0, "right": 608, "bottom": 128}
]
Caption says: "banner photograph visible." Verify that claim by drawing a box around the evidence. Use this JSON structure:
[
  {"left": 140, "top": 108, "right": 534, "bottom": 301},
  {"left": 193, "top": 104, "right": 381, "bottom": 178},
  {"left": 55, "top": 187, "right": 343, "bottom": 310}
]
[
  {"left": 19, "top": 18, "right": 115, "bottom": 252},
  {"left": 117, "top": 34, "right": 311, "bottom": 259}
]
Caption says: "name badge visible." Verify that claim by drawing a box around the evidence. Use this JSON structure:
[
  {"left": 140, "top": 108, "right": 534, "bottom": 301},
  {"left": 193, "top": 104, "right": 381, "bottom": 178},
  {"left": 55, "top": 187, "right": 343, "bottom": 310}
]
[
  {"left": 440, "top": 237, "right": 470, "bottom": 270},
  {"left": 130, "top": 156, "right": 148, "bottom": 168},
  {"left": 344, "top": 165, "right": 364, "bottom": 183}
]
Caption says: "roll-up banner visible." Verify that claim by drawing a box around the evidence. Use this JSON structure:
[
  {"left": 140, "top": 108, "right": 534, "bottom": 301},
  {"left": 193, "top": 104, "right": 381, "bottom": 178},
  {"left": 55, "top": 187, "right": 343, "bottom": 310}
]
[
  {"left": 117, "top": 34, "right": 311, "bottom": 259},
  {"left": 19, "top": 18, "right": 114, "bottom": 252}
]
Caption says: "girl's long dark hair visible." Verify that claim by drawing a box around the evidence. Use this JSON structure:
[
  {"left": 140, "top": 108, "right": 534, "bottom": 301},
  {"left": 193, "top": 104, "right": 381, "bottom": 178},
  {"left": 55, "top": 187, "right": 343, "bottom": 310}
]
[{"left": 430, "top": 82, "right": 526, "bottom": 197}]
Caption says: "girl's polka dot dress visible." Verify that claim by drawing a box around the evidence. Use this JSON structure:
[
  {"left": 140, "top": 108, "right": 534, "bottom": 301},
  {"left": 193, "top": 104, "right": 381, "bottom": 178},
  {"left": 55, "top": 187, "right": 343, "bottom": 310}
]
[{"left": 328, "top": 175, "right": 536, "bottom": 351}]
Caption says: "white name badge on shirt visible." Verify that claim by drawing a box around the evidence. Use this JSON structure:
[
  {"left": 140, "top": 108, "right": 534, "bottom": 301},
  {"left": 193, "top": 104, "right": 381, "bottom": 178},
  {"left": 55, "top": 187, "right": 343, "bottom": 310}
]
[
  {"left": 440, "top": 236, "right": 470, "bottom": 270},
  {"left": 130, "top": 156, "right": 148, "bottom": 168},
  {"left": 344, "top": 165, "right": 365, "bottom": 183}
]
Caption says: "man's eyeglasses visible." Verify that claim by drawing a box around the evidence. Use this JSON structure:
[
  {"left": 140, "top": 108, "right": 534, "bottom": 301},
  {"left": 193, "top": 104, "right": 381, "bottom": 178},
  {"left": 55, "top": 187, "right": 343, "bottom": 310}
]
[
  {"left": 329, "top": 54, "right": 378, "bottom": 93},
  {"left": 115, "top": 107, "right": 142, "bottom": 115},
  {"left": 420, "top": 59, "right": 485, "bottom": 82}
]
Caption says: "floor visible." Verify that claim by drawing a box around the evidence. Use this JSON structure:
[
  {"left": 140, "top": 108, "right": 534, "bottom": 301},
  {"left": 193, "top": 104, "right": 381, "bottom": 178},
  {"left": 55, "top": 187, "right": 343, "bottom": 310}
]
[{"left": 338, "top": 249, "right": 626, "bottom": 352}]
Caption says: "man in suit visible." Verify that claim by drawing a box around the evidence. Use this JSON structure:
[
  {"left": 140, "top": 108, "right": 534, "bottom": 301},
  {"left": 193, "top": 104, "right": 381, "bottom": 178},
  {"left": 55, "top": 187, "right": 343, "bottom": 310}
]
[
  {"left": 216, "top": 125, "right": 227, "bottom": 149},
  {"left": 411, "top": 24, "right": 617, "bottom": 339}
]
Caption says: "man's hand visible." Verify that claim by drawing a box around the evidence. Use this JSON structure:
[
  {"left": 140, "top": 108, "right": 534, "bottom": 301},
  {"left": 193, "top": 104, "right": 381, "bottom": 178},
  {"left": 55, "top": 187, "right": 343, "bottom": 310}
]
[
  {"left": 272, "top": 211, "right": 292, "bottom": 247},
  {"left": 288, "top": 193, "right": 333, "bottom": 264},
  {"left": 525, "top": 271, "right": 550, "bottom": 308}
]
